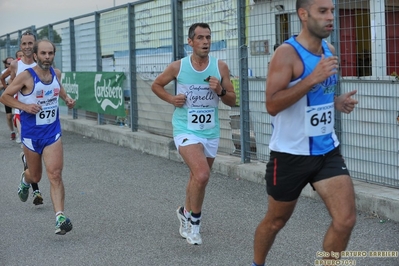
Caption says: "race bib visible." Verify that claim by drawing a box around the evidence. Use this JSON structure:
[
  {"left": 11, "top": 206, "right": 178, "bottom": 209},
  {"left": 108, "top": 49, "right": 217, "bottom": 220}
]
[
  {"left": 187, "top": 108, "right": 215, "bottom": 130},
  {"left": 36, "top": 106, "right": 57, "bottom": 125},
  {"left": 305, "top": 103, "right": 334, "bottom": 136}
]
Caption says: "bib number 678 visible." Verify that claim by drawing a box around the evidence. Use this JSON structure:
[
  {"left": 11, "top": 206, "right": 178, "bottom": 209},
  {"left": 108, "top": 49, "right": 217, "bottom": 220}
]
[{"left": 39, "top": 109, "right": 56, "bottom": 119}]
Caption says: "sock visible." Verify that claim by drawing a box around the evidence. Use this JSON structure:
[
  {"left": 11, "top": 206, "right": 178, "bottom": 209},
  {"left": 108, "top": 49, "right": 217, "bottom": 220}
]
[
  {"left": 31, "top": 183, "right": 39, "bottom": 191},
  {"left": 190, "top": 212, "right": 201, "bottom": 224},
  {"left": 55, "top": 211, "right": 64, "bottom": 220},
  {"left": 22, "top": 176, "right": 30, "bottom": 186},
  {"left": 183, "top": 207, "right": 191, "bottom": 219},
  {"left": 251, "top": 262, "right": 265, "bottom": 266}
]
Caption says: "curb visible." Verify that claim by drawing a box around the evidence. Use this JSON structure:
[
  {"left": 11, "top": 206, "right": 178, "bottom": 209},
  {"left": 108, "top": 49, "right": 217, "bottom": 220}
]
[{"left": 60, "top": 116, "right": 399, "bottom": 222}]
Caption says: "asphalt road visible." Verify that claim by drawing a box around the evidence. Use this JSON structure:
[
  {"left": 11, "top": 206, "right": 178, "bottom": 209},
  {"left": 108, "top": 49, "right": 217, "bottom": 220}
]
[{"left": 0, "top": 114, "right": 398, "bottom": 266}]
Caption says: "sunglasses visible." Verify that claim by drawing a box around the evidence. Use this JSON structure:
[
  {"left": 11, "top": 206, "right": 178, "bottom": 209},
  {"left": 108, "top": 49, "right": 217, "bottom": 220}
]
[
  {"left": 21, "top": 31, "right": 36, "bottom": 40},
  {"left": 22, "top": 31, "right": 34, "bottom": 36}
]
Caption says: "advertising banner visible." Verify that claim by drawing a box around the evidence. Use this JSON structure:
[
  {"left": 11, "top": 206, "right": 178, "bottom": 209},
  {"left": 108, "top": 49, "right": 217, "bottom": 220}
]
[{"left": 60, "top": 72, "right": 126, "bottom": 116}]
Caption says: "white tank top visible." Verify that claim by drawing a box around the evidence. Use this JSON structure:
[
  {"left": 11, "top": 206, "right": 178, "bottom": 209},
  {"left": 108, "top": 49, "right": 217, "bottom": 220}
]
[
  {"left": 16, "top": 59, "right": 36, "bottom": 76},
  {"left": 14, "top": 59, "right": 36, "bottom": 114}
]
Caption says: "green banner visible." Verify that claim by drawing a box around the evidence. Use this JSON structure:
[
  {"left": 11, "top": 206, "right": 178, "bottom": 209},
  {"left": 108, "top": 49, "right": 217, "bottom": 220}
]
[{"left": 60, "top": 72, "right": 126, "bottom": 116}]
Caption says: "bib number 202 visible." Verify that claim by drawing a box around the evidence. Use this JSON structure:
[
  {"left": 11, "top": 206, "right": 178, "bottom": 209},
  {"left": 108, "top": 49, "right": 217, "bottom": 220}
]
[{"left": 191, "top": 113, "right": 212, "bottom": 124}]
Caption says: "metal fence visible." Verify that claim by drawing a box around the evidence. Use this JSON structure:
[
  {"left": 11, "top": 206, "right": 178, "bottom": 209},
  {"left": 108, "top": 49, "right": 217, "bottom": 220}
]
[{"left": 0, "top": 0, "right": 398, "bottom": 188}]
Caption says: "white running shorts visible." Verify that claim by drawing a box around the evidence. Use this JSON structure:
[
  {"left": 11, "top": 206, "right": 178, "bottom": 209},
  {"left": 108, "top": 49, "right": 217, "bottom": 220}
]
[{"left": 174, "top": 133, "right": 219, "bottom": 158}]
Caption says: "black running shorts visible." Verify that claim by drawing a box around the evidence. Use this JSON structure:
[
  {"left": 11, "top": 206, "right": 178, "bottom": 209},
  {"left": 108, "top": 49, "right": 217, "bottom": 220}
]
[
  {"left": 265, "top": 146, "right": 350, "bottom": 202},
  {"left": 5, "top": 105, "right": 12, "bottom": 114}
]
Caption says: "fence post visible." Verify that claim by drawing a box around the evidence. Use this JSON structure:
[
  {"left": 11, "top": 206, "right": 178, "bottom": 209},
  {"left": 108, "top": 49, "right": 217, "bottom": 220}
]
[
  {"left": 331, "top": 0, "right": 342, "bottom": 141},
  {"left": 128, "top": 3, "right": 139, "bottom": 132},
  {"left": 172, "top": 0, "right": 185, "bottom": 98},
  {"left": 48, "top": 24, "right": 54, "bottom": 42},
  {"left": 6, "top": 34, "right": 10, "bottom": 57},
  {"left": 94, "top": 12, "right": 105, "bottom": 125},
  {"left": 69, "top": 18, "right": 78, "bottom": 119},
  {"left": 237, "top": 0, "right": 251, "bottom": 163}
]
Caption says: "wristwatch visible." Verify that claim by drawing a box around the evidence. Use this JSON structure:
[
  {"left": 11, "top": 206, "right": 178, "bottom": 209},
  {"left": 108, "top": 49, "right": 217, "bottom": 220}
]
[{"left": 217, "top": 88, "right": 226, "bottom": 97}]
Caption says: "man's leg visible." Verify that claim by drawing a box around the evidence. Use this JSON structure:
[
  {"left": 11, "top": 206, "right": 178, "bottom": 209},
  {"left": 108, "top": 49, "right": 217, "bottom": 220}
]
[
  {"left": 23, "top": 147, "right": 43, "bottom": 184},
  {"left": 42, "top": 139, "right": 65, "bottom": 213},
  {"left": 42, "top": 138, "right": 72, "bottom": 235},
  {"left": 18, "top": 147, "right": 43, "bottom": 202},
  {"left": 6, "top": 113, "right": 14, "bottom": 132},
  {"left": 253, "top": 196, "right": 297, "bottom": 265},
  {"left": 313, "top": 175, "right": 356, "bottom": 258},
  {"left": 179, "top": 143, "right": 214, "bottom": 245},
  {"left": 179, "top": 143, "right": 213, "bottom": 214},
  {"left": 20, "top": 151, "right": 43, "bottom": 205},
  {"left": 5, "top": 108, "right": 15, "bottom": 140}
]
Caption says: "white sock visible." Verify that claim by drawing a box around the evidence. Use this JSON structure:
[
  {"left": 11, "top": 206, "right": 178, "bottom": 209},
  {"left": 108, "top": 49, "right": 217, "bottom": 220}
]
[
  {"left": 22, "top": 177, "right": 30, "bottom": 186},
  {"left": 183, "top": 207, "right": 191, "bottom": 219}
]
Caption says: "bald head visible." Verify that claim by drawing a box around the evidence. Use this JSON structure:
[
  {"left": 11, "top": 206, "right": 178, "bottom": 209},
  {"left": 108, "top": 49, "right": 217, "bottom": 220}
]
[{"left": 33, "top": 40, "right": 56, "bottom": 55}]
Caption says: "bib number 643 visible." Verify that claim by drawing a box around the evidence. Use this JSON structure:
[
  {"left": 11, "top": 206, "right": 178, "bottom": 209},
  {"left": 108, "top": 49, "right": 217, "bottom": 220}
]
[
  {"left": 305, "top": 103, "right": 334, "bottom": 137},
  {"left": 310, "top": 111, "right": 332, "bottom": 126}
]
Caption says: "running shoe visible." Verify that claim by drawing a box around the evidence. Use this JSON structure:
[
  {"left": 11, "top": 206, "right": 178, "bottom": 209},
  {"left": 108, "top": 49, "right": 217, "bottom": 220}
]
[
  {"left": 176, "top": 206, "right": 190, "bottom": 238},
  {"left": 20, "top": 152, "right": 27, "bottom": 171},
  {"left": 15, "top": 134, "right": 21, "bottom": 144},
  {"left": 32, "top": 190, "right": 43, "bottom": 205},
  {"left": 10, "top": 132, "right": 16, "bottom": 140},
  {"left": 186, "top": 220, "right": 202, "bottom": 245},
  {"left": 55, "top": 215, "right": 73, "bottom": 235},
  {"left": 18, "top": 172, "right": 30, "bottom": 202}
]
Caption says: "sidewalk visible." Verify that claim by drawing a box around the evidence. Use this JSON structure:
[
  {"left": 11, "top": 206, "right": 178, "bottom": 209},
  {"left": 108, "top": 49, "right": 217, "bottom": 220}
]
[
  {"left": 0, "top": 111, "right": 398, "bottom": 266},
  {"left": 60, "top": 115, "right": 399, "bottom": 222}
]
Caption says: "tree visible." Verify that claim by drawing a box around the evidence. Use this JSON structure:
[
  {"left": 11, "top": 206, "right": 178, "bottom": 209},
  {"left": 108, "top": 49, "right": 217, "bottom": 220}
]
[
  {"left": 0, "top": 38, "right": 18, "bottom": 47},
  {"left": 37, "top": 27, "right": 62, "bottom": 43}
]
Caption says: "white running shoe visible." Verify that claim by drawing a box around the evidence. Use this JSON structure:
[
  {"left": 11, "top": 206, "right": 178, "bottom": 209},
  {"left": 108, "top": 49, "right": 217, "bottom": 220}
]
[
  {"left": 186, "top": 221, "right": 202, "bottom": 245},
  {"left": 176, "top": 207, "right": 190, "bottom": 238}
]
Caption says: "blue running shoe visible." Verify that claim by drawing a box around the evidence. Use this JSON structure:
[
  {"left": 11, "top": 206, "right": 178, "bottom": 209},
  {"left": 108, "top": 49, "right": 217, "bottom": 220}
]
[
  {"left": 55, "top": 215, "right": 73, "bottom": 235},
  {"left": 18, "top": 172, "right": 30, "bottom": 202}
]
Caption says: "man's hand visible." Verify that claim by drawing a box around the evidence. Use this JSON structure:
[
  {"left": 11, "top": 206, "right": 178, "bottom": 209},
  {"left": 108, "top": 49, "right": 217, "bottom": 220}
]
[
  {"left": 65, "top": 97, "right": 75, "bottom": 109},
  {"left": 205, "top": 76, "right": 222, "bottom": 95},
  {"left": 24, "top": 104, "right": 42, "bottom": 114},
  {"left": 335, "top": 90, "right": 358, "bottom": 114},
  {"left": 309, "top": 55, "right": 339, "bottom": 86},
  {"left": 171, "top": 93, "right": 186, "bottom": 107}
]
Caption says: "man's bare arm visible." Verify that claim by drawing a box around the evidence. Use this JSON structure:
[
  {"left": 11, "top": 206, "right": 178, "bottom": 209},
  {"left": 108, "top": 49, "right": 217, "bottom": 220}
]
[
  {"left": 151, "top": 61, "right": 186, "bottom": 107},
  {"left": 266, "top": 44, "right": 339, "bottom": 116},
  {"left": 216, "top": 60, "right": 236, "bottom": 107},
  {"left": 0, "top": 71, "right": 36, "bottom": 112},
  {"left": 0, "top": 68, "right": 11, "bottom": 88},
  {"left": 55, "top": 68, "right": 75, "bottom": 109}
]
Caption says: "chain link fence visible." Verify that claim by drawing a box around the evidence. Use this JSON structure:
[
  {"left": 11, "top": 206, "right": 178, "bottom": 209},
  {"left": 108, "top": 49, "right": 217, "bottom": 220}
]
[{"left": 0, "top": 0, "right": 398, "bottom": 188}]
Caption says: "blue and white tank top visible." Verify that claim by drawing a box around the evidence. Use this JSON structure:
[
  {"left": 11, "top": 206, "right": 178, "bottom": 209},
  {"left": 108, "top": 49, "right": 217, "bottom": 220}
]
[
  {"left": 172, "top": 55, "right": 222, "bottom": 138},
  {"left": 18, "top": 67, "right": 61, "bottom": 139},
  {"left": 269, "top": 36, "right": 339, "bottom": 155}
]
